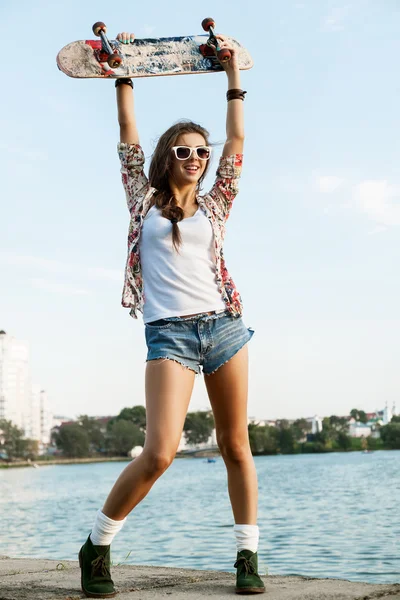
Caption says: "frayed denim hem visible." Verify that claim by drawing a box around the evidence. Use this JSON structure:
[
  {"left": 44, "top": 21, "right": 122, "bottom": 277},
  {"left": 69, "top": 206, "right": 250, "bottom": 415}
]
[{"left": 146, "top": 356, "right": 199, "bottom": 375}]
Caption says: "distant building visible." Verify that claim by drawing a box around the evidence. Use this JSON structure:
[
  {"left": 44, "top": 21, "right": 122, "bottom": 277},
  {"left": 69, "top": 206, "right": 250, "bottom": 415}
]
[
  {"left": 50, "top": 416, "right": 74, "bottom": 440},
  {"left": 0, "top": 330, "right": 31, "bottom": 431},
  {"left": 248, "top": 417, "right": 277, "bottom": 427},
  {"left": 178, "top": 426, "right": 217, "bottom": 451},
  {"left": 365, "top": 412, "right": 378, "bottom": 422},
  {"left": 93, "top": 416, "right": 113, "bottom": 434},
  {"left": 306, "top": 415, "right": 322, "bottom": 435},
  {"left": 347, "top": 403, "right": 396, "bottom": 439},
  {"left": 348, "top": 421, "right": 372, "bottom": 438},
  {"left": 52, "top": 415, "right": 73, "bottom": 429},
  {"left": 29, "top": 384, "right": 42, "bottom": 441},
  {"left": 0, "top": 331, "right": 52, "bottom": 448},
  {"left": 39, "top": 390, "right": 52, "bottom": 445},
  {"left": 377, "top": 403, "right": 393, "bottom": 425}
]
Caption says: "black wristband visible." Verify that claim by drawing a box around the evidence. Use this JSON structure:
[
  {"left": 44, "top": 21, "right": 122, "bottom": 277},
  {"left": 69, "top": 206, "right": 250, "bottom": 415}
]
[
  {"left": 227, "top": 89, "right": 247, "bottom": 101},
  {"left": 115, "top": 78, "right": 133, "bottom": 89}
]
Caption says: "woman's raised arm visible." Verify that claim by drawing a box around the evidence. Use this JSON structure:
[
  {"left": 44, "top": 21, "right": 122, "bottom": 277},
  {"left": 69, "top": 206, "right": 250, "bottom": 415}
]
[
  {"left": 217, "top": 36, "right": 245, "bottom": 157},
  {"left": 115, "top": 33, "right": 150, "bottom": 214},
  {"left": 116, "top": 32, "right": 140, "bottom": 144}
]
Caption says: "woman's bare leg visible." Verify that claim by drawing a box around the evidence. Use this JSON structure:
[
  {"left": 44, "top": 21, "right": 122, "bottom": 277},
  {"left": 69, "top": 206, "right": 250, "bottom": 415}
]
[
  {"left": 205, "top": 345, "right": 258, "bottom": 524},
  {"left": 102, "top": 359, "right": 196, "bottom": 520}
]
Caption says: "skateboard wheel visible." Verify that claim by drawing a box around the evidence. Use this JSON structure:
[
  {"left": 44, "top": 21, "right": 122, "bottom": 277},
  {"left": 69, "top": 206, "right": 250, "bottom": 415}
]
[
  {"left": 108, "top": 53, "right": 122, "bottom": 68},
  {"left": 92, "top": 21, "right": 106, "bottom": 36},
  {"left": 202, "top": 18, "right": 215, "bottom": 32},
  {"left": 217, "top": 48, "right": 231, "bottom": 63}
]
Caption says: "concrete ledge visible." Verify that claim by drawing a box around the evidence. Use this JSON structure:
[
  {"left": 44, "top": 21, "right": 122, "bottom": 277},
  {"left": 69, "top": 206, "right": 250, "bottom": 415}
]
[{"left": 0, "top": 557, "right": 399, "bottom": 600}]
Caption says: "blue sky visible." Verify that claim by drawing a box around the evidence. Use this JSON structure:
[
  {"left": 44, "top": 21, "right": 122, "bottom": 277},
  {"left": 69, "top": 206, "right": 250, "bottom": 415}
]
[{"left": 1, "top": 1, "right": 399, "bottom": 420}]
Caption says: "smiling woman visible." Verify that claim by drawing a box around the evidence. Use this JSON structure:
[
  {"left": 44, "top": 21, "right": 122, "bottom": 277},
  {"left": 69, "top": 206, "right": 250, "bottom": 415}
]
[
  {"left": 78, "top": 26, "right": 264, "bottom": 600},
  {"left": 148, "top": 122, "right": 213, "bottom": 250}
]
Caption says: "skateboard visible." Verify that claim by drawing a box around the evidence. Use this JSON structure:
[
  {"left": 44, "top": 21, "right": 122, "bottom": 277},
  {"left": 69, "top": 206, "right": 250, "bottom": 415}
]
[{"left": 56, "top": 18, "right": 253, "bottom": 79}]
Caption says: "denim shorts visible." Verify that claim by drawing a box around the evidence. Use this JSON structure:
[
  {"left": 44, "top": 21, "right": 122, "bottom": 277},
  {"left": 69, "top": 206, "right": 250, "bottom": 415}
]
[{"left": 145, "top": 310, "right": 254, "bottom": 375}]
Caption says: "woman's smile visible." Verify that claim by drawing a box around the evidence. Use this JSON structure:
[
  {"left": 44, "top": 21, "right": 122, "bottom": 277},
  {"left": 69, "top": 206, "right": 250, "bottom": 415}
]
[{"left": 184, "top": 164, "right": 200, "bottom": 175}]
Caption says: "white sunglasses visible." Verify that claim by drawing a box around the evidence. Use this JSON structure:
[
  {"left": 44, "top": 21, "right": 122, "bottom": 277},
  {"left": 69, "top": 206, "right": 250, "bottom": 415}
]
[{"left": 171, "top": 146, "right": 212, "bottom": 161}]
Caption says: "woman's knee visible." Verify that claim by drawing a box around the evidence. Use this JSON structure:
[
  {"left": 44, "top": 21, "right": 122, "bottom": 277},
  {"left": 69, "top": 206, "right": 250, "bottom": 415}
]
[
  {"left": 141, "top": 448, "right": 175, "bottom": 475},
  {"left": 217, "top": 433, "right": 251, "bottom": 464}
]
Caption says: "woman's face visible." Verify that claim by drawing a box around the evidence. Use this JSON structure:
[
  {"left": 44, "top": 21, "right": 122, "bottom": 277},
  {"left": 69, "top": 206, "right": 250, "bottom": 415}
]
[{"left": 169, "top": 132, "right": 209, "bottom": 188}]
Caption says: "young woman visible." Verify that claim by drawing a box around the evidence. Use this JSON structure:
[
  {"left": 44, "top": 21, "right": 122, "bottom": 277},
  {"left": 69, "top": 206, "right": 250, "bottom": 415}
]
[{"left": 79, "top": 30, "right": 265, "bottom": 597}]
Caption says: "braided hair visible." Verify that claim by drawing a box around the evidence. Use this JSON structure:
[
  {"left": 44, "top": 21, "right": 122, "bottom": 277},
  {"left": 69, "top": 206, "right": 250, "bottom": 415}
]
[{"left": 148, "top": 120, "right": 211, "bottom": 252}]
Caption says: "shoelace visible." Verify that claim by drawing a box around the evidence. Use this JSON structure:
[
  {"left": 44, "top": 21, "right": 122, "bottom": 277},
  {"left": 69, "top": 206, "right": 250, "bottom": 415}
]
[
  {"left": 234, "top": 555, "right": 257, "bottom": 576},
  {"left": 91, "top": 554, "right": 111, "bottom": 579}
]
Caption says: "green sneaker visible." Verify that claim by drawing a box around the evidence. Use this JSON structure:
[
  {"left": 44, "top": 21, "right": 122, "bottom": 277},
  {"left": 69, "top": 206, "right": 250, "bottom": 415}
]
[
  {"left": 78, "top": 534, "right": 116, "bottom": 598},
  {"left": 234, "top": 549, "right": 266, "bottom": 594}
]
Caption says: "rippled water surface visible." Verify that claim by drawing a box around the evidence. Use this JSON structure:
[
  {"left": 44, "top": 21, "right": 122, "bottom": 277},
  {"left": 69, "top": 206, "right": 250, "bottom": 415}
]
[{"left": 1, "top": 451, "right": 399, "bottom": 583}]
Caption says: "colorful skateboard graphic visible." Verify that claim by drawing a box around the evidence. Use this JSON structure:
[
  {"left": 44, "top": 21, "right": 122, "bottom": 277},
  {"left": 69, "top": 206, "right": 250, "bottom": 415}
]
[{"left": 57, "top": 19, "right": 253, "bottom": 79}]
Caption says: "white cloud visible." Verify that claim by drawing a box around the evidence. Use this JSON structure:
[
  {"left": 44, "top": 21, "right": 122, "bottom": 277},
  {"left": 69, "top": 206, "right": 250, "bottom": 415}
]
[
  {"left": 30, "top": 278, "right": 90, "bottom": 296},
  {"left": 313, "top": 173, "right": 400, "bottom": 230},
  {"left": 315, "top": 175, "right": 344, "bottom": 193},
  {"left": 367, "top": 225, "right": 388, "bottom": 236},
  {"left": 353, "top": 180, "right": 400, "bottom": 227}
]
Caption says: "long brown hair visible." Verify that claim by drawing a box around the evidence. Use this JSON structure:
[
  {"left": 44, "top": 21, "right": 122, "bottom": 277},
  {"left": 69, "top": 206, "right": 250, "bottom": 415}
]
[{"left": 148, "top": 120, "right": 211, "bottom": 252}]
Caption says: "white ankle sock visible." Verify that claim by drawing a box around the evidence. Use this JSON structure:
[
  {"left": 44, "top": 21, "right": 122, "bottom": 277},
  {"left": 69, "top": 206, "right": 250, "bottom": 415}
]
[
  {"left": 234, "top": 524, "right": 259, "bottom": 553},
  {"left": 90, "top": 510, "right": 126, "bottom": 546}
]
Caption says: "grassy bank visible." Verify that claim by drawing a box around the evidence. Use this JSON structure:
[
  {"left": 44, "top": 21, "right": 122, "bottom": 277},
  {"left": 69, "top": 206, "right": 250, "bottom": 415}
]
[
  {"left": 0, "top": 450, "right": 220, "bottom": 469},
  {"left": 0, "top": 456, "right": 132, "bottom": 469}
]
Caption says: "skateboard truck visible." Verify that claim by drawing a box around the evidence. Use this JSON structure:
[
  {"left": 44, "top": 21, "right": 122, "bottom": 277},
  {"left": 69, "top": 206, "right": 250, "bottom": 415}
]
[
  {"left": 201, "top": 18, "right": 232, "bottom": 62},
  {"left": 92, "top": 22, "right": 122, "bottom": 68}
]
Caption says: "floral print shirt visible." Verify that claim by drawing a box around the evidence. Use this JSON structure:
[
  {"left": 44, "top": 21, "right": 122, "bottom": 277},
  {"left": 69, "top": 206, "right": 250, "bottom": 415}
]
[{"left": 118, "top": 143, "right": 244, "bottom": 319}]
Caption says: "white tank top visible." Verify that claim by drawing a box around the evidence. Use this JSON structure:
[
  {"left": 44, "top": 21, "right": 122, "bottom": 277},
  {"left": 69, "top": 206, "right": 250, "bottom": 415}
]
[{"left": 139, "top": 204, "right": 226, "bottom": 323}]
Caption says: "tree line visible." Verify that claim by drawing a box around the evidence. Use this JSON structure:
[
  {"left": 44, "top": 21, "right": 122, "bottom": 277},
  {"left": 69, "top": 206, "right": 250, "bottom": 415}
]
[
  {"left": 1, "top": 408, "right": 399, "bottom": 461},
  {"left": 0, "top": 406, "right": 215, "bottom": 460},
  {"left": 249, "top": 414, "right": 400, "bottom": 454},
  {"left": 52, "top": 407, "right": 216, "bottom": 458}
]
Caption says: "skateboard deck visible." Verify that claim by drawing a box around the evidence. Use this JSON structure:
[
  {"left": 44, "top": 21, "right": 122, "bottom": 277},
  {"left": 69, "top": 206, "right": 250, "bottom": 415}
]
[{"left": 57, "top": 35, "right": 253, "bottom": 79}]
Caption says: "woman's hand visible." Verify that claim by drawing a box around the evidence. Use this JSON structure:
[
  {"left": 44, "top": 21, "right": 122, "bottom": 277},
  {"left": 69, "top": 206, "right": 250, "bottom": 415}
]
[
  {"left": 116, "top": 32, "right": 135, "bottom": 44},
  {"left": 215, "top": 35, "right": 239, "bottom": 73}
]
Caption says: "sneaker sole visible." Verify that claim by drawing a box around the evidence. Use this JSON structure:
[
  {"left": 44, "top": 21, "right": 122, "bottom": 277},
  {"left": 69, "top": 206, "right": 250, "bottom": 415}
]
[
  {"left": 235, "top": 586, "right": 266, "bottom": 594},
  {"left": 78, "top": 549, "right": 117, "bottom": 599}
]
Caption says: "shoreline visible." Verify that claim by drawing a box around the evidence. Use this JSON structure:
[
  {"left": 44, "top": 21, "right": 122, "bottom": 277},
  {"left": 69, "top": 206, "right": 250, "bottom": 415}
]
[
  {"left": 0, "top": 451, "right": 220, "bottom": 469},
  {"left": 0, "top": 448, "right": 393, "bottom": 469},
  {"left": 0, "top": 456, "right": 132, "bottom": 469},
  {"left": 1, "top": 557, "right": 399, "bottom": 599}
]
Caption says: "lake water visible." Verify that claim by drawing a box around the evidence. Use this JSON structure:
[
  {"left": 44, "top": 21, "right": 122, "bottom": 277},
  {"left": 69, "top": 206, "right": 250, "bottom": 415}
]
[{"left": 1, "top": 451, "right": 399, "bottom": 583}]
